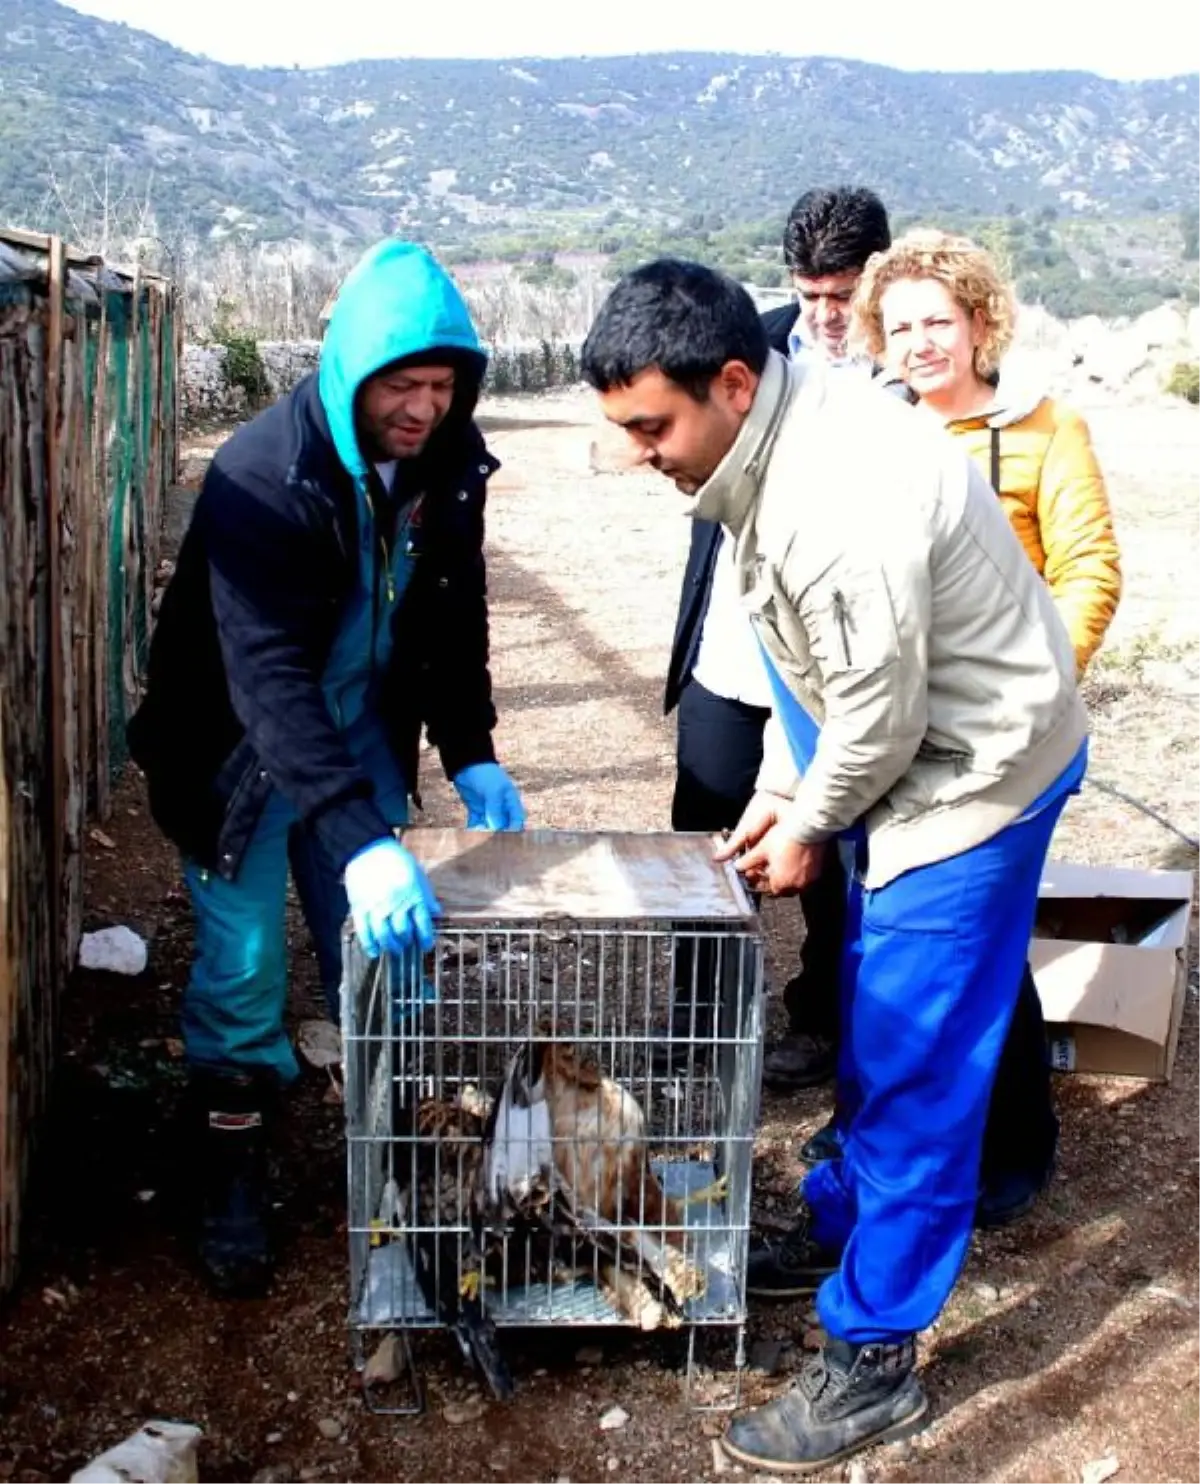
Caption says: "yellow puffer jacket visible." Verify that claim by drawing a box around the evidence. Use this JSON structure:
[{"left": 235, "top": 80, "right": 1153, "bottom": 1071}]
[{"left": 944, "top": 393, "right": 1122, "bottom": 676}]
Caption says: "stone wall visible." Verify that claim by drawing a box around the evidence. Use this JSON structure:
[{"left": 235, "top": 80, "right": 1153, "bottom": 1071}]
[
  {"left": 181, "top": 305, "right": 1198, "bottom": 424},
  {"left": 181, "top": 336, "right": 581, "bottom": 422}
]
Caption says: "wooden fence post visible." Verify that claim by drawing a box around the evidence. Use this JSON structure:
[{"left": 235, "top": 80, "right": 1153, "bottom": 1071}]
[{"left": 45, "top": 236, "right": 66, "bottom": 983}]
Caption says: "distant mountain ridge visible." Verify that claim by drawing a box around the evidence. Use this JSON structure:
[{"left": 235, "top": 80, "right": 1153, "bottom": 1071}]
[{"left": 1, "top": 0, "right": 1197, "bottom": 246}]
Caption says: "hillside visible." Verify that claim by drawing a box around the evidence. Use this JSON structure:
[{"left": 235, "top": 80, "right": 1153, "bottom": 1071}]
[{"left": 1, "top": 0, "right": 1197, "bottom": 248}]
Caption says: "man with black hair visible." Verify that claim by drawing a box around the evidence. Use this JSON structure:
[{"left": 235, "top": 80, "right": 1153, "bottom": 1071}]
[
  {"left": 663, "top": 187, "right": 891, "bottom": 1094},
  {"left": 775, "top": 185, "right": 892, "bottom": 364},
  {"left": 581, "top": 258, "right": 1087, "bottom": 1473},
  {"left": 128, "top": 239, "right": 525, "bottom": 1297}
]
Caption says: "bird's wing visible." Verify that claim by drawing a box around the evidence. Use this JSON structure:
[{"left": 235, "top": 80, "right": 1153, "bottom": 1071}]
[{"left": 482, "top": 1044, "right": 554, "bottom": 1212}]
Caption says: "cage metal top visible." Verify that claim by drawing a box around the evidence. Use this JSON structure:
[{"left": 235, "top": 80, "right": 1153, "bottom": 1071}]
[{"left": 402, "top": 828, "right": 757, "bottom": 923}]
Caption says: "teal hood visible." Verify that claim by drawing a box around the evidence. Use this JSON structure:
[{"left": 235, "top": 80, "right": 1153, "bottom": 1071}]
[{"left": 318, "top": 239, "right": 487, "bottom": 478}]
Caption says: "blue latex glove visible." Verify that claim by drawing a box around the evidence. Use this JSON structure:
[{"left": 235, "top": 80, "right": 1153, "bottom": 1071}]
[
  {"left": 452, "top": 762, "right": 527, "bottom": 831},
  {"left": 343, "top": 837, "right": 442, "bottom": 957}
]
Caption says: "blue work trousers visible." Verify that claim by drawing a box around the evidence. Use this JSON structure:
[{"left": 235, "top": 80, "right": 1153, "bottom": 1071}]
[{"left": 804, "top": 795, "right": 1067, "bottom": 1342}]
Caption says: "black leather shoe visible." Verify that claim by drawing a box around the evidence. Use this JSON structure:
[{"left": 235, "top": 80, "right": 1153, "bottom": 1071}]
[
  {"left": 762, "top": 1033, "right": 836, "bottom": 1091},
  {"left": 723, "top": 1336, "right": 928, "bottom": 1474},
  {"left": 799, "top": 1118, "right": 843, "bottom": 1167},
  {"left": 747, "top": 1210, "right": 842, "bottom": 1300},
  {"left": 649, "top": 1005, "right": 715, "bottom": 1074},
  {"left": 975, "top": 1160, "right": 1055, "bottom": 1229}
]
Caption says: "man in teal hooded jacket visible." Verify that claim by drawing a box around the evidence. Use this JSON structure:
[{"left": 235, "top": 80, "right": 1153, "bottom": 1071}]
[{"left": 128, "top": 240, "right": 525, "bottom": 1295}]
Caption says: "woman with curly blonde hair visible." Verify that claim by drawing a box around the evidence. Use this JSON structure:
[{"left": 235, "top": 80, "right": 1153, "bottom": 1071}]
[
  {"left": 854, "top": 229, "right": 1121, "bottom": 675},
  {"left": 847, "top": 228, "right": 1122, "bottom": 1225}
]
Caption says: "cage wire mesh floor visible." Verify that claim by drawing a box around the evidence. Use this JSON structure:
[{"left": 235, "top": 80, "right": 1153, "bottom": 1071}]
[{"left": 340, "top": 829, "right": 765, "bottom": 1405}]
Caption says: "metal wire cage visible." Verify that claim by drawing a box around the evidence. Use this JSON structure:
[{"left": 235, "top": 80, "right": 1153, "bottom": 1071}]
[{"left": 340, "top": 829, "right": 765, "bottom": 1409}]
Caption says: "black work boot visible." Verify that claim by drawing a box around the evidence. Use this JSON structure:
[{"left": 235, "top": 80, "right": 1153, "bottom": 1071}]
[
  {"left": 187, "top": 1069, "right": 277, "bottom": 1297},
  {"left": 746, "top": 1208, "right": 842, "bottom": 1300},
  {"left": 762, "top": 1031, "right": 836, "bottom": 1091},
  {"left": 723, "top": 1336, "right": 928, "bottom": 1474}
]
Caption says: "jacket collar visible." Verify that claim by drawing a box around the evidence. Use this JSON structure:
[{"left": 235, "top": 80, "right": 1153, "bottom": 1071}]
[{"left": 686, "top": 350, "right": 793, "bottom": 535}]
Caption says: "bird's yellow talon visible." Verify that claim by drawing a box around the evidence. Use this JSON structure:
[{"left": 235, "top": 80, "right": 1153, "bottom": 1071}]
[
  {"left": 459, "top": 1270, "right": 482, "bottom": 1301},
  {"left": 685, "top": 1173, "right": 728, "bottom": 1207}
]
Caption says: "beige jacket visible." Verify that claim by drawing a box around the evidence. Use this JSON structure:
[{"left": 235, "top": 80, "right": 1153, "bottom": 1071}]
[{"left": 687, "top": 351, "right": 1088, "bottom": 888}]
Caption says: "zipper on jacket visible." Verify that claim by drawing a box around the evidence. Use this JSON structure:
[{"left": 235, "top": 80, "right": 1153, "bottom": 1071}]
[{"left": 831, "top": 588, "right": 852, "bottom": 667}]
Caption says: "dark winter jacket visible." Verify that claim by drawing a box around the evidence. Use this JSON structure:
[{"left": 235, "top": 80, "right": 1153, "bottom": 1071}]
[{"left": 127, "top": 243, "right": 500, "bottom": 880}]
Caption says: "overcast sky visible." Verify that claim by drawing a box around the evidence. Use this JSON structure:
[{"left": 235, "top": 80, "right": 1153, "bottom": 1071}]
[{"left": 61, "top": 0, "right": 1200, "bottom": 78}]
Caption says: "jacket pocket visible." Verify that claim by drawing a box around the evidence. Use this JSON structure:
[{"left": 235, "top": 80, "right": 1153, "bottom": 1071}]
[
  {"left": 799, "top": 565, "right": 901, "bottom": 681},
  {"left": 743, "top": 567, "right": 824, "bottom": 710}
]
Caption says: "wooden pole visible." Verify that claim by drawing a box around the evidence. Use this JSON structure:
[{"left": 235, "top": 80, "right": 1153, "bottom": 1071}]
[
  {"left": 45, "top": 236, "right": 67, "bottom": 984},
  {"left": 0, "top": 687, "right": 13, "bottom": 1294}
]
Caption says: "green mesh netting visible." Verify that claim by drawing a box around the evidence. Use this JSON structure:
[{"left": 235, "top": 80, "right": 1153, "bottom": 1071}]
[
  {"left": 104, "top": 291, "right": 133, "bottom": 773},
  {"left": 102, "top": 286, "right": 177, "bottom": 778}
]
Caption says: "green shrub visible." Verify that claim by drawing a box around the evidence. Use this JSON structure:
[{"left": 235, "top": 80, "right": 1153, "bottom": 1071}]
[
  {"left": 1164, "top": 361, "right": 1199, "bottom": 404},
  {"left": 212, "top": 318, "right": 269, "bottom": 407}
]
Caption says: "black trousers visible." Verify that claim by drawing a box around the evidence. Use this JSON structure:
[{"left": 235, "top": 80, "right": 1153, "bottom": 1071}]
[
  {"left": 671, "top": 677, "right": 1057, "bottom": 1183},
  {"left": 671, "top": 678, "right": 842, "bottom": 1038}
]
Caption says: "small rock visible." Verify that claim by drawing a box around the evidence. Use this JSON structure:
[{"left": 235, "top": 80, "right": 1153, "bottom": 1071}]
[
  {"left": 973, "top": 1283, "right": 1000, "bottom": 1303},
  {"left": 89, "top": 828, "right": 117, "bottom": 850},
  {"left": 848, "top": 1461, "right": 871, "bottom": 1483},
  {"left": 78, "top": 925, "right": 148, "bottom": 975},
  {"left": 362, "top": 1333, "right": 404, "bottom": 1386},
  {"left": 575, "top": 1344, "right": 605, "bottom": 1366},
  {"left": 748, "top": 1339, "right": 786, "bottom": 1375},
  {"left": 316, "top": 1417, "right": 342, "bottom": 1440},
  {"left": 1081, "top": 1457, "right": 1120, "bottom": 1484},
  {"left": 606, "top": 1459, "right": 619, "bottom": 1474},
  {"left": 265, "top": 1431, "right": 284, "bottom": 1445},
  {"left": 442, "top": 1399, "right": 485, "bottom": 1426},
  {"left": 1027, "top": 1297, "right": 1042, "bottom": 1312},
  {"left": 252, "top": 1470, "right": 293, "bottom": 1483},
  {"left": 599, "top": 1405, "right": 629, "bottom": 1431}
]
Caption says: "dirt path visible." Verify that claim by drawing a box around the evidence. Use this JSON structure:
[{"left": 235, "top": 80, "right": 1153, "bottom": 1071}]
[{"left": 0, "top": 393, "right": 1196, "bottom": 1484}]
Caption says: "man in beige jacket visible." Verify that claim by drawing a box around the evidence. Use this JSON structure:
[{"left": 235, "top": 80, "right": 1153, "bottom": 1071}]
[{"left": 581, "top": 259, "right": 1087, "bottom": 1475}]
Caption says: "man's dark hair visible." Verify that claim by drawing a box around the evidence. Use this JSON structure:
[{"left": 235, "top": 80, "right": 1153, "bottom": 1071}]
[
  {"left": 782, "top": 187, "right": 892, "bottom": 278},
  {"left": 581, "top": 258, "right": 769, "bottom": 399}
]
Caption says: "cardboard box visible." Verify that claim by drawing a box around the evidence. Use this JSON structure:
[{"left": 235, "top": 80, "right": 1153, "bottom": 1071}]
[{"left": 1030, "top": 861, "right": 1195, "bottom": 1081}]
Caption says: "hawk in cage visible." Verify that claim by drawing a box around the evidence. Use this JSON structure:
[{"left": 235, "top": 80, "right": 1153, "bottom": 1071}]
[
  {"left": 393, "top": 1035, "right": 721, "bottom": 1399},
  {"left": 483, "top": 1038, "right": 715, "bottom": 1326}
]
